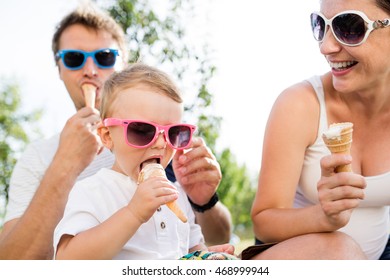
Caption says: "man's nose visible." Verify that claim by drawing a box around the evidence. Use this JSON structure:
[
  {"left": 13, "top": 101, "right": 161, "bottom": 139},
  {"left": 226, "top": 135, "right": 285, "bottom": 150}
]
[{"left": 82, "top": 57, "right": 98, "bottom": 76}]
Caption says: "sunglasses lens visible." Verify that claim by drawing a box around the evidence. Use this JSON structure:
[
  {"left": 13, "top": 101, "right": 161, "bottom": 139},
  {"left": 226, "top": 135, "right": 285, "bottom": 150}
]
[
  {"left": 311, "top": 13, "right": 326, "bottom": 41},
  {"left": 168, "top": 126, "right": 191, "bottom": 148},
  {"left": 126, "top": 122, "right": 156, "bottom": 147},
  {"left": 63, "top": 51, "right": 85, "bottom": 69},
  {"left": 95, "top": 50, "right": 117, "bottom": 67},
  {"left": 333, "top": 13, "right": 366, "bottom": 45}
]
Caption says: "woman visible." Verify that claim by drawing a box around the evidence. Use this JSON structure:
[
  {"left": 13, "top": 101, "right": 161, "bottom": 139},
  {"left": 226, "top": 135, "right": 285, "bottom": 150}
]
[{"left": 251, "top": 0, "right": 390, "bottom": 259}]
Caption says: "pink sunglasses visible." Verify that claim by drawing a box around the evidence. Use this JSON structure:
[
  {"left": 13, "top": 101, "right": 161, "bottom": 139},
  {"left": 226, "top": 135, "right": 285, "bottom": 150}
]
[{"left": 103, "top": 118, "right": 196, "bottom": 150}]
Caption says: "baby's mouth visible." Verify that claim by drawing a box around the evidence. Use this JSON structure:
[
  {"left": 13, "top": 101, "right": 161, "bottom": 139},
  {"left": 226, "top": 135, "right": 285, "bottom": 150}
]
[{"left": 140, "top": 158, "right": 161, "bottom": 171}]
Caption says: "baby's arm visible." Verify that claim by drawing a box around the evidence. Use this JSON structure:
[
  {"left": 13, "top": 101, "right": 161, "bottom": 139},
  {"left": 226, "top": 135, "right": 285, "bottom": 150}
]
[
  {"left": 56, "top": 206, "right": 143, "bottom": 259},
  {"left": 55, "top": 177, "right": 179, "bottom": 259}
]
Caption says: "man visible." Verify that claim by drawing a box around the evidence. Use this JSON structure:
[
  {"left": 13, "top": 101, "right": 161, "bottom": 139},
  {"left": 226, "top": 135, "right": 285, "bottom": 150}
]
[{"left": 0, "top": 3, "right": 231, "bottom": 259}]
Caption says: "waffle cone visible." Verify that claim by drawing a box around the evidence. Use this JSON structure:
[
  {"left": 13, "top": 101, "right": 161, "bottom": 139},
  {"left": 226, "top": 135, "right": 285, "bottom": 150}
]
[
  {"left": 138, "top": 163, "right": 187, "bottom": 223},
  {"left": 82, "top": 84, "right": 96, "bottom": 108},
  {"left": 322, "top": 122, "right": 353, "bottom": 173}
]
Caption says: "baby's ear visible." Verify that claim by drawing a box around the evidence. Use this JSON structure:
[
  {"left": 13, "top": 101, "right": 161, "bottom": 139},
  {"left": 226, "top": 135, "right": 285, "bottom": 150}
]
[{"left": 98, "top": 123, "right": 113, "bottom": 150}]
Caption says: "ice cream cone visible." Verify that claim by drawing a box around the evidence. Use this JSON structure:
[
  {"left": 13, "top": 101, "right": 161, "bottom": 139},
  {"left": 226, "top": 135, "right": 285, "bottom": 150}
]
[
  {"left": 322, "top": 122, "right": 353, "bottom": 173},
  {"left": 82, "top": 84, "right": 96, "bottom": 108},
  {"left": 138, "top": 163, "right": 187, "bottom": 223}
]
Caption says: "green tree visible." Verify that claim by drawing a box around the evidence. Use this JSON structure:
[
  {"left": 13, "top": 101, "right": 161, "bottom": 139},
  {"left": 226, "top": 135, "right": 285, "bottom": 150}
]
[
  {"left": 102, "top": 0, "right": 257, "bottom": 239},
  {"left": 0, "top": 80, "right": 42, "bottom": 221}
]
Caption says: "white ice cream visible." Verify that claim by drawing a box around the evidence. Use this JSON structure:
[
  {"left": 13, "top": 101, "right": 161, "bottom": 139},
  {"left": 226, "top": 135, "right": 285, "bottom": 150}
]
[{"left": 323, "top": 123, "right": 351, "bottom": 139}]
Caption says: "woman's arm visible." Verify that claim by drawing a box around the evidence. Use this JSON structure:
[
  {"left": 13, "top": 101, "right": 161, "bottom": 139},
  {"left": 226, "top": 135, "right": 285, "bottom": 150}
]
[{"left": 251, "top": 81, "right": 327, "bottom": 242}]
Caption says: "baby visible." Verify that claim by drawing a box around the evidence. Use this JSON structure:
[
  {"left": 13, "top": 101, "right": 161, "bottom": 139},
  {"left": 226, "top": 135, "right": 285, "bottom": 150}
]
[{"left": 54, "top": 63, "right": 207, "bottom": 259}]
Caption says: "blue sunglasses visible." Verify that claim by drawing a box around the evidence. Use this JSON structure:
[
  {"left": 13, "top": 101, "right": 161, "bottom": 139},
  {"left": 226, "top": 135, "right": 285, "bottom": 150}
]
[{"left": 55, "top": 48, "right": 119, "bottom": 70}]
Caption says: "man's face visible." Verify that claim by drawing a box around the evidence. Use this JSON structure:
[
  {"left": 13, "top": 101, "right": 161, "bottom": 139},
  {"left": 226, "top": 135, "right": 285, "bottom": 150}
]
[{"left": 57, "top": 24, "right": 125, "bottom": 111}]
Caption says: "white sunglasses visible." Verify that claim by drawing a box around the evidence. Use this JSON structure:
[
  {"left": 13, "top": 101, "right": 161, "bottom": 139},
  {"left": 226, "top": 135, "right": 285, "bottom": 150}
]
[{"left": 310, "top": 10, "right": 390, "bottom": 46}]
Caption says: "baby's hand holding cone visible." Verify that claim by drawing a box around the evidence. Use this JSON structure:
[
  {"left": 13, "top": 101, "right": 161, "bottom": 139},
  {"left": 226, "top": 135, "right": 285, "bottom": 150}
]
[{"left": 138, "top": 163, "right": 187, "bottom": 223}]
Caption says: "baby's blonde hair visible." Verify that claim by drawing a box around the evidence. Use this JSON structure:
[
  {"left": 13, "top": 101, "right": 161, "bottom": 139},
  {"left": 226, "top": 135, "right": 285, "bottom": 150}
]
[{"left": 100, "top": 63, "right": 183, "bottom": 119}]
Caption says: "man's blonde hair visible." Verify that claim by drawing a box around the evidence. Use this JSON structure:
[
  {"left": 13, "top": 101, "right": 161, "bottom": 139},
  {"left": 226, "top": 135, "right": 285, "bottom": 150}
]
[{"left": 52, "top": 2, "right": 128, "bottom": 63}]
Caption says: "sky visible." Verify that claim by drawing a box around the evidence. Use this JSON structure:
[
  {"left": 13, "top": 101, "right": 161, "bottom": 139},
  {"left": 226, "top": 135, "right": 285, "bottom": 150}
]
[{"left": 0, "top": 0, "right": 329, "bottom": 177}]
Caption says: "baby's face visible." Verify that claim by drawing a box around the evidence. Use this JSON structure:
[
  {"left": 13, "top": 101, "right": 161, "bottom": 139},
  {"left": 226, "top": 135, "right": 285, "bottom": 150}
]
[{"left": 102, "top": 84, "right": 183, "bottom": 181}]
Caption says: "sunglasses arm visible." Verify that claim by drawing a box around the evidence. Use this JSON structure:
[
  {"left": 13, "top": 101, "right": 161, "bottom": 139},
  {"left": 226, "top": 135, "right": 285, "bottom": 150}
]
[
  {"left": 374, "top": 19, "right": 390, "bottom": 29},
  {"left": 103, "top": 118, "right": 123, "bottom": 127}
]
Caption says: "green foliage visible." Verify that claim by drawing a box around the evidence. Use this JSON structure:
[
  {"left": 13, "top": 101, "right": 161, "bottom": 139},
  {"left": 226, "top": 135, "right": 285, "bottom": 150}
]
[
  {"left": 104, "top": 0, "right": 221, "bottom": 147},
  {"left": 0, "top": 80, "right": 42, "bottom": 209},
  {"left": 105, "top": 0, "right": 215, "bottom": 116},
  {"left": 107, "top": 0, "right": 190, "bottom": 64},
  {"left": 217, "top": 149, "right": 256, "bottom": 238},
  {"left": 102, "top": 0, "right": 257, "bottom": 239}
]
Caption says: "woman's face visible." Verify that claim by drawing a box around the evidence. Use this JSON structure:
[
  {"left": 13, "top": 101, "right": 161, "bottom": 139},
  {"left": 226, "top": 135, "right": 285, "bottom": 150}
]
[{"left": 318, "top": 0, "right": 390, "bottom": 93}]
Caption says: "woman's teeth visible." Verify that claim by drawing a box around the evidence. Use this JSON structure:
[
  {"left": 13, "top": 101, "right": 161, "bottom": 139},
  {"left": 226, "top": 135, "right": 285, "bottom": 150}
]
[{"left": 329, "top": 61, "right": 357, "bottom": 70}]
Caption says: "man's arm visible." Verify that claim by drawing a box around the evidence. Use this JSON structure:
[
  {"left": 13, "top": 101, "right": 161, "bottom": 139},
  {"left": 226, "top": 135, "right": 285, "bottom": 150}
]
[
  {"left": 172, "top": 137, "right": 232, "bottom": 245},
  {"left": 0, "top": 109, "right": 101, "bottom": 259},
  {"left": 193, "top": 200, "right": 232, "bottom": 245},
  {"left": 0, "top": 158, "right": 80, "bottom": 259}
]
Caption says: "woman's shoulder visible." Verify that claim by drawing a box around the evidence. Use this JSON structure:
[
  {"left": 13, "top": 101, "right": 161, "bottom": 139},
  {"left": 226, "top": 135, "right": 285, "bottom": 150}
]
[
  {"left": 280, "top": 77, "right": 320, "bottom": 102},
  {"left": 272, "top": 77, "right": 321, "bottom": 117},
  {"left": 266, "top": 76, "right": 324, "bottom": 145}
]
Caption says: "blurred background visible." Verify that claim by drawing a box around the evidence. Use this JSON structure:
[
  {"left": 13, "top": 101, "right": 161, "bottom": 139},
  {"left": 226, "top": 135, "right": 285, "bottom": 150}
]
[{"left": 0, "top": 0, "right": 328, "bottom": 252}]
